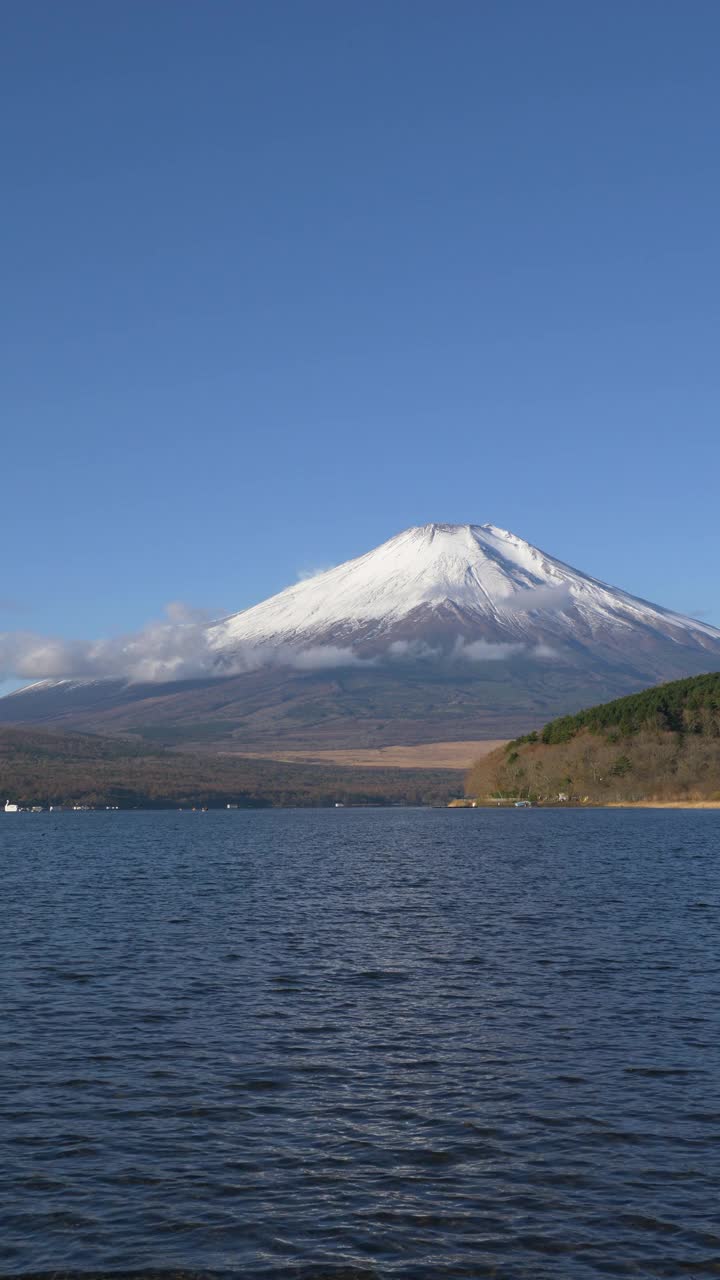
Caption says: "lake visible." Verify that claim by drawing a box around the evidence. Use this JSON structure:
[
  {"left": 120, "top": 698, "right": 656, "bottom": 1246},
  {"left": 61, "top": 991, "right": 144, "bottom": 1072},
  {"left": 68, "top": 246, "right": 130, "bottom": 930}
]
[{"left": 2, "top": 808, "right": 719, "bottom": 1278}]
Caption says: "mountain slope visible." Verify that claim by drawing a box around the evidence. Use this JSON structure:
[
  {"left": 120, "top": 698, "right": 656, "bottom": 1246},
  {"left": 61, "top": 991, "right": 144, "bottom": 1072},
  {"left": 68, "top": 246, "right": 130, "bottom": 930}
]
[{"left": 2, "top": 523, "right": 720, "bottom": 749}]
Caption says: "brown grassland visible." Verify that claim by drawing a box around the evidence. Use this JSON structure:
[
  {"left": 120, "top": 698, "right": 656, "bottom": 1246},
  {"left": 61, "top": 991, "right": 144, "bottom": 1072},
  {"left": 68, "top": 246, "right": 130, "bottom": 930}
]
[{"left": 224, "top": 740, "right": 505, "bottom": 771}]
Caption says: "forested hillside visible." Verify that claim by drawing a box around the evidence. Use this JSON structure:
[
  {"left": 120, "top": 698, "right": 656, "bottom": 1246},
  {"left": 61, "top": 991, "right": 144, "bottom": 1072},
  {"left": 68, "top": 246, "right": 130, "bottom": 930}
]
[
  {"left": 466, "top": 673, "right": 720, "bottom": 804},
  {"left": 0, "top": 726, "right": 459, "bottom": 809}
]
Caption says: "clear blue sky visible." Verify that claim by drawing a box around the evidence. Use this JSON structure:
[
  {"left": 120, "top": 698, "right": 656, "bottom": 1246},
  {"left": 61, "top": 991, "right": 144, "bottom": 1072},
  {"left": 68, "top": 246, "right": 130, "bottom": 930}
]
[{"left": 3, "top": 0, "right": 719, "bottom": 649}]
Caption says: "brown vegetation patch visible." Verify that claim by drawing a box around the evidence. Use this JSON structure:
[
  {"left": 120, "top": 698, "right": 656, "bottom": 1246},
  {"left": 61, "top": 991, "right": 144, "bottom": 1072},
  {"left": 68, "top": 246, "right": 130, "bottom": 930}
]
[
  {"left": 224, "top": 740, "right": 506, "bottom": 770},
  {"left": 466, "top": 728, "right": 720, "bottom": 805}
]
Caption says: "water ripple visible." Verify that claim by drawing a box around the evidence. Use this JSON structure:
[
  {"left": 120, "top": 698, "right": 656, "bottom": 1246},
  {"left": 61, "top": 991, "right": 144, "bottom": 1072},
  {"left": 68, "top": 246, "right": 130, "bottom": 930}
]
[{"left": 1, "top": 808, "right": 719, "bottom": 1278}]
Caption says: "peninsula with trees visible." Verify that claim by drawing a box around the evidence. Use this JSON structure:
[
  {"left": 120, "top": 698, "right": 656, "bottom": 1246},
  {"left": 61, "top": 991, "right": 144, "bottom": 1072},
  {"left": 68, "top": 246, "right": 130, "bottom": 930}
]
[{"left": 465, "top": 673, "right": 720, "bottom": 805}]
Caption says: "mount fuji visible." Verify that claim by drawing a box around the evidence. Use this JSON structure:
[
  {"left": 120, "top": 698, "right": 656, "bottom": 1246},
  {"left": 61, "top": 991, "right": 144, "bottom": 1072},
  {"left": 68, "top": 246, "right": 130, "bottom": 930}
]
[
  {"left": 206, "top": 522, "right": 720, "bottom": 659},
  {"left": 3, "top": 523, "right": 719, "bottom": 750}
]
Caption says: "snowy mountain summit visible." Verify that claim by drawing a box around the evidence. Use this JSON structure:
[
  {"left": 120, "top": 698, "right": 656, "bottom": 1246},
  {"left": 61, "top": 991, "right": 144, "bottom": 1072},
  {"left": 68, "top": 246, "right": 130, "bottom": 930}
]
[
  {"left": 208, "top": 522, "right": 720, "bottom": 660},
  {"left": 2, "top": 522, "right": 719, "bottom": 748}
]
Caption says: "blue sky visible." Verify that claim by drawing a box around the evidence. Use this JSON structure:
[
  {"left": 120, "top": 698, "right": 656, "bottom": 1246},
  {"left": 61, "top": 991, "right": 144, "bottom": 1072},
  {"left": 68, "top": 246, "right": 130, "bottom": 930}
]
[{"left": 3, "top": 0, "right": 719, "bottom": 662}]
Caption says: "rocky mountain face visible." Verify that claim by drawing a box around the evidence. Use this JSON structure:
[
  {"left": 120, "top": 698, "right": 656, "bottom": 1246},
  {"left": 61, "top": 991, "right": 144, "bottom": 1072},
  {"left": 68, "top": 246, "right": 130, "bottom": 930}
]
[{"left": 3, "top": 524, "right": 719, "bottom": 750}]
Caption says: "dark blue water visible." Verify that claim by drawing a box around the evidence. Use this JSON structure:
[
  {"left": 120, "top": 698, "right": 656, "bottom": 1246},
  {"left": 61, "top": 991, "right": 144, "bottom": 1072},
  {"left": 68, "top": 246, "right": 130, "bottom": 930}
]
[{"left": 2, "top": 808, "right": 719, "bottom": 1279}]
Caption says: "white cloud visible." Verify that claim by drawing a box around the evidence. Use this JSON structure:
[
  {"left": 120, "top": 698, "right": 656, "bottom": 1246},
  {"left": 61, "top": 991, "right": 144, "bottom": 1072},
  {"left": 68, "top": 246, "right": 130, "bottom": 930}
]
[
  {"left": 531, "top": 643, "right": 561, "bottom": 659},
  {"left": 452, "top": 638, "right": 525, "bottom": 662},
  {"left": 386, "top": 639, "right": 441, "bottom": 661},
  {"left": 0, "top": 610, "right": 565, "bottom": 686},
  {"left": 509, "top": 583, "right": 573, "bottom": 612},
  {"left": 296, "top": 565, "right": 335, "bottom": 582},
  {"left": 289, "top": 645, "right": 373, "bottom": 671},
  {"left": 0, "top": 604, "right": 223, "bottom": 684}
]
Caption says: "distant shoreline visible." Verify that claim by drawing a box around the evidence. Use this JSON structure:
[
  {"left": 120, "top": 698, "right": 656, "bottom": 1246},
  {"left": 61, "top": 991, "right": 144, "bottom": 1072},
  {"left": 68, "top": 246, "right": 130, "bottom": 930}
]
[
  {"left": 604, "top": 800, "right": 720, "bottom": 809},
  {"left": 454, "top": 799, "right": 720, "bottom": 810}
]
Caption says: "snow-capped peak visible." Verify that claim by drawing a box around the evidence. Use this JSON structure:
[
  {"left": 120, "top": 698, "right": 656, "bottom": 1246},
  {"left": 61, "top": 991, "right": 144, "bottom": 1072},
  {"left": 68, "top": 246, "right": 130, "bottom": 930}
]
[
  {"left": 207, "top": 522, "right": 720, "bottom": 653},
  {"left": 3, "top": 524, "right": 720, "bottom": 732}
]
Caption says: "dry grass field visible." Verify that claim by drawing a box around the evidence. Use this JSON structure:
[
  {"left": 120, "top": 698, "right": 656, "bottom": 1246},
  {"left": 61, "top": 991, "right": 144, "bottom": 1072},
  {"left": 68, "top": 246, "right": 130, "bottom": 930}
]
[{"left": 224, "top": 740, "right": 506, "bottom": 771}]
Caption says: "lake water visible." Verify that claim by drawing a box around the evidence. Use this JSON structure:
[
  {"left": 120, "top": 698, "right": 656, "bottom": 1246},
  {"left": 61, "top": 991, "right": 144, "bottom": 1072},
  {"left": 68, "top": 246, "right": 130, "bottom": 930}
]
[{"left": 2, "top": 808, "right": 719, "bottom": 1279}]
